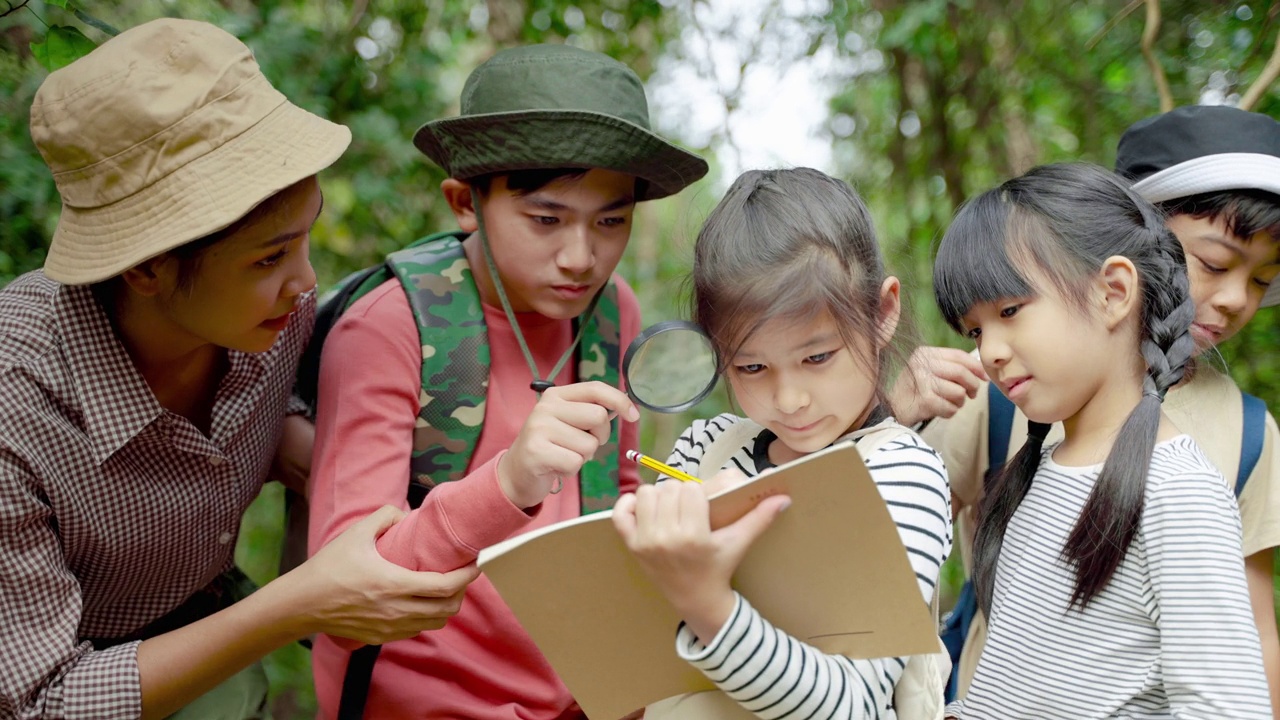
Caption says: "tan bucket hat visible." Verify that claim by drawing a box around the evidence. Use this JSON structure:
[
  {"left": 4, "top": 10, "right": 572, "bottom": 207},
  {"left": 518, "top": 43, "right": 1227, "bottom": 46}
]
[{"left": 29, "top": 18, "right": 352, "bottom": 285}]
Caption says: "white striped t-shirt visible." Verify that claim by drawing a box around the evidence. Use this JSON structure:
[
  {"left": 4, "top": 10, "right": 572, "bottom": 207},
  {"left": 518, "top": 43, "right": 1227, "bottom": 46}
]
[
  {"left": 665, "top": 413, "right": 952, "bottom": 719},
  {"left": 951, "top": 435, "right": 1270, "bottom": 719}
]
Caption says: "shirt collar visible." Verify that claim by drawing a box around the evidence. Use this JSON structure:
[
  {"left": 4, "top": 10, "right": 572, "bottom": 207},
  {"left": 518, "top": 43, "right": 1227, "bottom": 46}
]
[{"left": 54, "top": 284, "right": 165, "bottom": 464}]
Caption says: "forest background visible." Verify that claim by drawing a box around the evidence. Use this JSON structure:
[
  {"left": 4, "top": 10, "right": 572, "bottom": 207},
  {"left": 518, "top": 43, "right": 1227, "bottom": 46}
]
[{"left": 3, "top": 0, "right": 1279, "bottom": 715}]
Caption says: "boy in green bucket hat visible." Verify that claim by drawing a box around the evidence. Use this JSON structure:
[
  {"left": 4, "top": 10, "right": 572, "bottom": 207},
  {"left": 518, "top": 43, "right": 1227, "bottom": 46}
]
[{"left": 307, "top": 44, "right": 707, "bottom": 719}]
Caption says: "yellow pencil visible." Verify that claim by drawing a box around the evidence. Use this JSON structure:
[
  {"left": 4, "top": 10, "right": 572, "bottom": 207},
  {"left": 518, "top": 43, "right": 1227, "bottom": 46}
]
[{"left": 626, "top": 450, "right": 703, "bottom": 483}]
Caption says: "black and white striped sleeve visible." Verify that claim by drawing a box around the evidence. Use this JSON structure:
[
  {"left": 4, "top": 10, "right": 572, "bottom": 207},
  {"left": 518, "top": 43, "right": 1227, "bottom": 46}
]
[
  {"left": 863, "top": 433, "right": 952, "bottom": 603},
  {"left": 673, "top": 431, "right": 953, "bottom": 719}
]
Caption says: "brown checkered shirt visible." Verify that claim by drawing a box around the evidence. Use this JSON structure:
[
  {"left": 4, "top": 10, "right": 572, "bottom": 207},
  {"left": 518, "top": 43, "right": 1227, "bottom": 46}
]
[{"left": 0, "top": 272, "right": 313, "bottom": 719}]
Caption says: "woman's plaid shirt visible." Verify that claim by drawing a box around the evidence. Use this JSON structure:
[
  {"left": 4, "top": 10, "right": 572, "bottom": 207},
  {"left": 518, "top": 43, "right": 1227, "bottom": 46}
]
[{"left": 0, "top": 272, "right": 313, "bottom": 719}]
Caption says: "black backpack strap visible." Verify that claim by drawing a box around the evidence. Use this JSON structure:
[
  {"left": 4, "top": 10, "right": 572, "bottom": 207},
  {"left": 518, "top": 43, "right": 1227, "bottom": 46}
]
[
  {"left": 296, "top": 263, "right": 389, "bottom": 412},
  {"left": 337, "top": 644, "right": 382, "bottom": 720},
  {"left": 1238, "top": 392, "right": 1266, "bottom": 498}
]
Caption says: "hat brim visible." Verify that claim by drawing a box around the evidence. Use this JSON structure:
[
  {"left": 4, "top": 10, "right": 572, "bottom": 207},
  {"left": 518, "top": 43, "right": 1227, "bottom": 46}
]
[
  {"left": 1131, "top": 153, "right": 1280, "bottom": 307},
  {"left": 43, "top": 101, "right": 352, "bottom": 285},
  {"left": 412, "top": 111, "right": 708, "bottom": 201},
  {"left": 1131, "top": 152, "right": 1280, "bottom": 204}
]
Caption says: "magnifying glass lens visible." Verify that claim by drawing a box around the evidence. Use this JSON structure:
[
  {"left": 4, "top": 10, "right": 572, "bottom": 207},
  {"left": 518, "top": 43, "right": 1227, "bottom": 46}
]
[{"left": 622, "top": 321, "right": 719, "bottom": 413}]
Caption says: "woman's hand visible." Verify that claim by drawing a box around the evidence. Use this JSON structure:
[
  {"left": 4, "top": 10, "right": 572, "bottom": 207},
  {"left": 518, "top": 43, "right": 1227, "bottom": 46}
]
[
  {"left": 890, "top": 346, "right": 987, "bottom": 426},
  {"left": 613, "top": 480, "right": 789, "bottom": 643},
  {"left": 280, "top": 505, "right": 480, "bottom": 644}
]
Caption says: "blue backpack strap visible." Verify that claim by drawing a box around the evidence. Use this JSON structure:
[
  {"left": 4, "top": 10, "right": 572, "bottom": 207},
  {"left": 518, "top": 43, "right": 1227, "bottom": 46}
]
[
  {"left": 987, "top": 382, "right": 1017, "bottom": 475},
  {"left": 1238, "top": 392, "right": 1266, "bottom": 498},
  {"left": 940, "top": 578, "right": 977, "bottom": 702}
]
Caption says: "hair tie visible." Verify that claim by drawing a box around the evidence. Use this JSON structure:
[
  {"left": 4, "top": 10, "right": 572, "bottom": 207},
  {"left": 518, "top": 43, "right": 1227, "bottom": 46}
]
[
  {"left": 1143, "top": 389, "right": 1165, "bottom": 403},
  {"left": 1027, "top": 421, "right": 1052, "bottom": 442}
]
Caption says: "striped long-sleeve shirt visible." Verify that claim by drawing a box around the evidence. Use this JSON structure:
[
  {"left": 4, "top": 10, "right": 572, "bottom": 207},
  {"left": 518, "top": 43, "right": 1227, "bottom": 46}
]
[
  {"left": 949, "top": 435, "right": 1270, "bottom": 719},
  {"left": 665, "top": 413, "right": 952, "bottom": 719}
]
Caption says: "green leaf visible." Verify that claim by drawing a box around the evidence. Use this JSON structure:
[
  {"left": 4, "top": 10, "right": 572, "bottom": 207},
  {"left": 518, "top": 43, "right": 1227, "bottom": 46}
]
[
  {"left": 29, "top": 25, "right": 96, "bottom": 72},
  {"left": 44, "top": 0, "right": 70, "bottom": 7}
]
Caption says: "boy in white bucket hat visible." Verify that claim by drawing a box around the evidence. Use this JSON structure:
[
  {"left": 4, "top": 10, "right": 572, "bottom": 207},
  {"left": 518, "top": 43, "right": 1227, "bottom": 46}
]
[{"left": 1, "top": 18, "right": 477, "bottom": 719}]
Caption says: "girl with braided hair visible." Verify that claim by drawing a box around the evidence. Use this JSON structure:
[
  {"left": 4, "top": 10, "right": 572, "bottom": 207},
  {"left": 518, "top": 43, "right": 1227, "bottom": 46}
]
[{"left": 933, "top": 163, "right": 1270, "bottom": 719}]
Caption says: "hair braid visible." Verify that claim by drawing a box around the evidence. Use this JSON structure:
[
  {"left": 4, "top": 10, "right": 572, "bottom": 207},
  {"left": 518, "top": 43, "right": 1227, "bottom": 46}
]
[{"left": 1138, "top": 221, "right": 1197, "bottom": 398}]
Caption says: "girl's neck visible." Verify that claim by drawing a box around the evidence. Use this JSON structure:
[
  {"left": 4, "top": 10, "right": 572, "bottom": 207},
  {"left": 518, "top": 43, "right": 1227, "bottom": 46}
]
[
  {"left": 1056, "top": 364, "right": 1144, "bottom": 466},
  {"left": 101, "top": 287, "right": 226, "bottom": 431}
]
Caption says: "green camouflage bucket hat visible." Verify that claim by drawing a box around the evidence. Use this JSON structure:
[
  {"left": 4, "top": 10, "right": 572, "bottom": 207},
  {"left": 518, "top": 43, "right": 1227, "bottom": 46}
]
[{"left": 413, "top": 44, "right": 708, "bottom": 201}]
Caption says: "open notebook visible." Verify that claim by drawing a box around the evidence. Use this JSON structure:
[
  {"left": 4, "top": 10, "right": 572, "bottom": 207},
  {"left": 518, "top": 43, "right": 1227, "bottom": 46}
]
[{"left": 477, "top": 440, "right": 939, "bottom": 720}]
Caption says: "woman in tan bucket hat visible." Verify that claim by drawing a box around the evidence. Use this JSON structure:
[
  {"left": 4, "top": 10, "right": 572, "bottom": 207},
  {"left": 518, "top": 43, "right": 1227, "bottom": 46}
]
[{"left": 0, "top": 18, "right": 477, "bottom": 720}]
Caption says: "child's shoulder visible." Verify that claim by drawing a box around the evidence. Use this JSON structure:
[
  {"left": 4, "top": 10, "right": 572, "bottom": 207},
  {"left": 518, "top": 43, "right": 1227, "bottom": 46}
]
[
  {"left": 864, "top": 417, "right": 944, "bottom": 458},
  {"left": 1146, "top": 435, "right": 1235, "bottom": 502},
  {"left": 861, "top": 418, "right": 950, "bottom": 485},
  {"left": 337, "top": 277, "right": 410, "bottom": 324}
]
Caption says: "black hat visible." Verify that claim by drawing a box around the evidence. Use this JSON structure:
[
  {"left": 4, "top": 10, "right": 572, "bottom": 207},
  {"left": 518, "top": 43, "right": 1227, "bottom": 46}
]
[{"left": 1116, "top": 105, "right": 1280, "bottom": 204}]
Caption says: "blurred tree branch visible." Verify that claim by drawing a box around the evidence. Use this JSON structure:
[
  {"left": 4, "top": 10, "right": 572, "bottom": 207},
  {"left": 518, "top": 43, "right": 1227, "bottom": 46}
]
[
  {"left": 1240, "top": 29, "right": 1280, "bottom": 110},
  {"left": 1140, "top": 0, "right": 1173, "bottom": 111}
]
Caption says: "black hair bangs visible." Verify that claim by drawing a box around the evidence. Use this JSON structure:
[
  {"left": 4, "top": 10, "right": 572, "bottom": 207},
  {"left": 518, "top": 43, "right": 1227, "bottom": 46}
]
[
  {"left": 1161, "top": 188, "right": 1280, "bottom": 242},
  {"left": 933, "top": 190, "right": 1036, "bottom": 334}
]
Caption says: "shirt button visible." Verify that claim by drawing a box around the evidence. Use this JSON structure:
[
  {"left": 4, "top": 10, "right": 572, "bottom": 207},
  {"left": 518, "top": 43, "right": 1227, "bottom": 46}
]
[
  {"left": 218, "top": 532, "right": 234, "bottom": 545},
  {"left": 207, "top": 456, "right": 225, "bottom": 466}
]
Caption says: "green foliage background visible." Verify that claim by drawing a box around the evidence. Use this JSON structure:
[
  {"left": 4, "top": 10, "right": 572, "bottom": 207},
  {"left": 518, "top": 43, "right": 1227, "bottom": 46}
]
[{"left": 3, "top": 1, "right": 1279, "bottom": 716}]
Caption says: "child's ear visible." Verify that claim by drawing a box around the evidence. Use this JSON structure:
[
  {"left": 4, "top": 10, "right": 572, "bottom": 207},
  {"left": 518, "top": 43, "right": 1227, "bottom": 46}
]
[
  {"left": 876, "top": 276, "right": 902, "bottom": 349},
  {"left": 441, "top": 178, "right": 480, "bottom": 233},
  {"left": 1096, "top": 255, "right": 1140, "bottom": 331}
]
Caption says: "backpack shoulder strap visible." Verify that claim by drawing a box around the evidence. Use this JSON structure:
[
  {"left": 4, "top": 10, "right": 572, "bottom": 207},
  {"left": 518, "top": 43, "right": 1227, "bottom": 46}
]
[
  {"left": 1238, "top": 392, "right": 1267, "bottom": 498},
  {"left": 843, "top": 420, "right": 914, "bottom": 458},
  {"left": 699, "top": 417, "right": 767, "bottom": 479},
  {"left": 384, "top": 231, "right": 488, "bottom": 507},
  {"left": 986, "top": 382, "right": 1016, "bottom": 477},
  {"left": 574, "top": 279, "right": 622, "bottom": 514}
]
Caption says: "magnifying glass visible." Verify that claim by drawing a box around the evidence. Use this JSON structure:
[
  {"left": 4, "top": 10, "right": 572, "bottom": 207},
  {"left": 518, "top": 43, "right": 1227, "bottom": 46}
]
[{"left": 621, "top": 320, "right": 720, "bottom": 413}]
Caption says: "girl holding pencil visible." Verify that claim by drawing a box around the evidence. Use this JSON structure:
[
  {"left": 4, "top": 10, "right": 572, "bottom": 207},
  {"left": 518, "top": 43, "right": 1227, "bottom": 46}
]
[{"left": 612, "top": 168, "right": 951, "bottom": 719}]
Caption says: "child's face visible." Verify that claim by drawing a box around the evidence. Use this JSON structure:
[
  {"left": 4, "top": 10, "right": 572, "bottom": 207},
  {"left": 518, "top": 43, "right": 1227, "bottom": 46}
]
[
  {"left": 960, "top": 270, "right": 1133, "bottom": 428},
  {"left": 727, "top": 310, "right": 883, "bottom": 465},
  {"left": 150, "top": 176, "right": 321, "bottom": 353},
  {"left": 472, "top": 169, "right": 636, "bottom": 320},
  {"left": 1168, "top": 213, "right": 1280, "bottom": 349}
]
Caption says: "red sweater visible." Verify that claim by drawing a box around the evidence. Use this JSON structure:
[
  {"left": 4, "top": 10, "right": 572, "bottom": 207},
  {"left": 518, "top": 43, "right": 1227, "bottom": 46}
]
[{"left": 308, "top": 276, "right": 641, "bottom": 719}]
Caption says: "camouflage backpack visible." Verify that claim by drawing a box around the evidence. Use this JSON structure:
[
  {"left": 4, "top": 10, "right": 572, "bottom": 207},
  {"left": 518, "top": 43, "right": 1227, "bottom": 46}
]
[{"left": 296, "top": 230, "right": 622, "bottom": 512}]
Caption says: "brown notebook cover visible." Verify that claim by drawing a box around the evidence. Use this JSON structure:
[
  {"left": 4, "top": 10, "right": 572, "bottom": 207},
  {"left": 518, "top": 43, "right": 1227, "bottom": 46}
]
[{"left": 477, "top": 441, "right": 939, "bottom": 720}]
